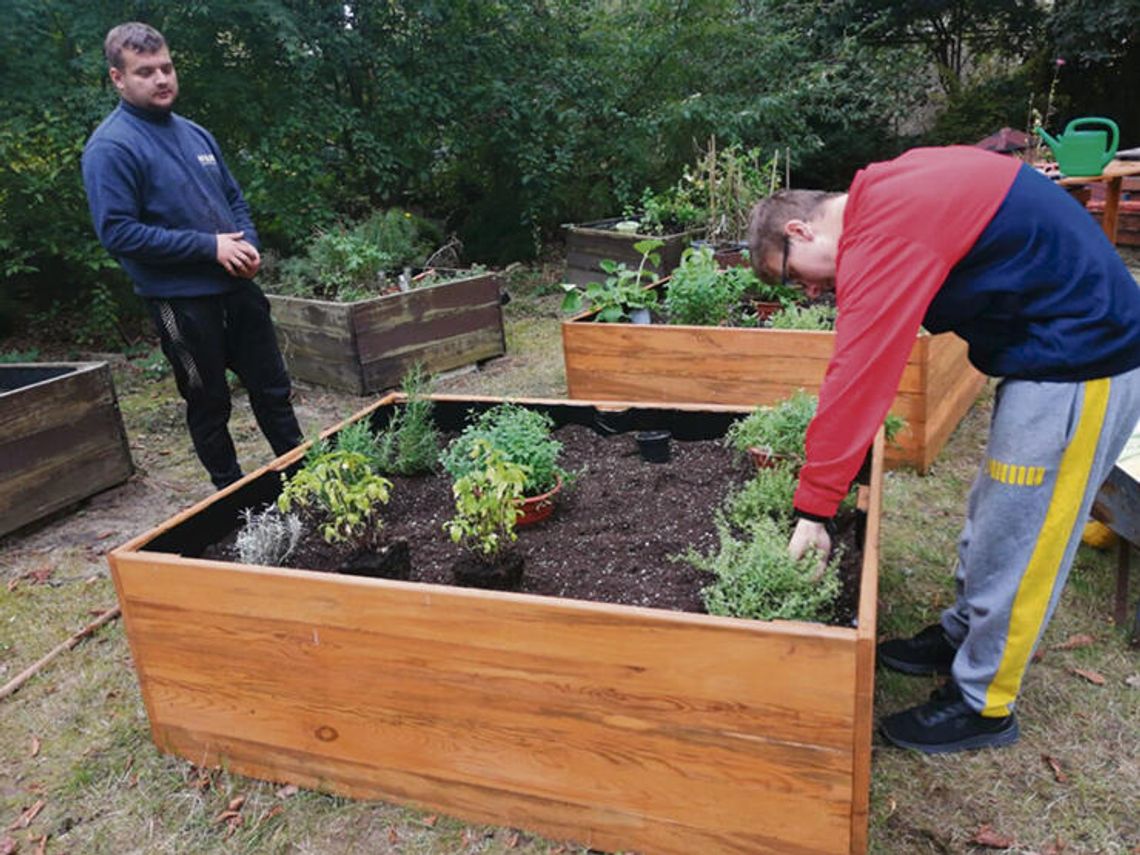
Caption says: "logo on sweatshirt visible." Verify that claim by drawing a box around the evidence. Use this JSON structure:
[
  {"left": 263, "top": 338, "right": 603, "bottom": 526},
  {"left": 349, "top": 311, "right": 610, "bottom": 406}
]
[{"left": 197, "top": 153, "right": 217, "bottom": 167}]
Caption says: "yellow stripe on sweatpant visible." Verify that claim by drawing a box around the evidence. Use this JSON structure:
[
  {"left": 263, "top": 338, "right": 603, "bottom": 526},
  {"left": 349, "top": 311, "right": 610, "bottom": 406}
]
[{"left": 982, "top": 377, "right": 1110, "bottom": 717}]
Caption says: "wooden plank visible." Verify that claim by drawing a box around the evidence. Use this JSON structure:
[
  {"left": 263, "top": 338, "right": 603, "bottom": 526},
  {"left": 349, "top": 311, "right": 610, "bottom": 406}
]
[
  {"left": 562, "top": 318, "right": 984, "bottom": 471},
  {"left": 564, "top": 222, "right": 703, "bottom": 287},
  {"left": 0, "top": 363, "right": 132, "bottom": 538},
  {"left": 113, "top": 554, "right": 858, "bottom": 855}
]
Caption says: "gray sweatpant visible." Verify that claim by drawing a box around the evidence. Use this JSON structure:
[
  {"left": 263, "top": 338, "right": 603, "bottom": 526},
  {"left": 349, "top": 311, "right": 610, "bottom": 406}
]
[{"left": 941, "top": 364, "right": 1140, "bottom": 717}]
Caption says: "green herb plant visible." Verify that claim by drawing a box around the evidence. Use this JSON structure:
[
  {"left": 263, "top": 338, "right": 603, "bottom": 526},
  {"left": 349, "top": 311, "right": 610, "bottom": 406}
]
[
  {"left": 375, "top": 364, "right": 440, "bottom": 475},
  {"left": 664, "top": 245, "right": 764, "bottom": 326},
  {"left": 684, "top": 515, "right": 841, "bottom": 622},
  {"left": 767, "top": 303, "right": 836, "bottom": 330},
  {"left": 723, "top": 464, "right": 799, "bottom": 529},
  {"left": 439, "top": 402, "right": 564, "bottom": 495},
  {"left": 277, "top": 449, "right": 393, "bottom": 546},
  {"left": 560, "top": 239, "right": 663, "bottom": 322},
  {"left": 443, "top": 438, "right": 529, "bottom": 559},
  {"left": 235, "top": 505, "right": 304, "bottom": 566},
  {"left": 725, "top": 391, "right": 818, "bottom": 463}
]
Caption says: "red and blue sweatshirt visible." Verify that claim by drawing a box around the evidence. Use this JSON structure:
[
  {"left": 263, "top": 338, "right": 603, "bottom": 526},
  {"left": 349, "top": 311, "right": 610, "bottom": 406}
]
[{"left": 794, "top": 146, "right": 1140, "bottom": 519}]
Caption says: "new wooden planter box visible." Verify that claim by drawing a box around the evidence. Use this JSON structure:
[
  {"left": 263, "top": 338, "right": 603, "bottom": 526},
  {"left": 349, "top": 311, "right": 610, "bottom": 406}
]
[
  {"left": 563, "top": 218, "right": 704, "bottom": 288},
  {"left": 562, "top": 300, "right": 986, "bottom": 472},
  {"left": 267, "top": 270, "right": 506, "bottom": 395},
  {"left": 1, "top": 362, "right": 133, "bottom": 538},
  {"left": 109, "top": 395, "right": 883, "bottom": 855}
]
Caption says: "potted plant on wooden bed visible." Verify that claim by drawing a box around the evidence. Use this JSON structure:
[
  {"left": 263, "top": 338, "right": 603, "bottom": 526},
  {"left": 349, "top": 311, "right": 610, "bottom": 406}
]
[
  {"left": 107, "top": 392, "right": 886, "bottom": 855},
  {"left": 561, "top": 240, "right": 985, "bottom": 472},
  {"left": 262, "top": 208, "right": 505, "bottom": 395}
]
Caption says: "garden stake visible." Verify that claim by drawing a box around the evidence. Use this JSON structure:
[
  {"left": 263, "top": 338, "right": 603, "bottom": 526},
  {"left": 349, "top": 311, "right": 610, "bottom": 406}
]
[{"left": 0, "top": 606, "right": 121, "bottom": 701}]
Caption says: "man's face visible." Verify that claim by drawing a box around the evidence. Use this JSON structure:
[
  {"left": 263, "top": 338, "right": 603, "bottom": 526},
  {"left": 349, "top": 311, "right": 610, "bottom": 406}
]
[
  {"left": 110, "top": 46, "right": 178, "bottom": 112},
  {"left": 765, "top": 239, "right": 836, "bottom": 299}
]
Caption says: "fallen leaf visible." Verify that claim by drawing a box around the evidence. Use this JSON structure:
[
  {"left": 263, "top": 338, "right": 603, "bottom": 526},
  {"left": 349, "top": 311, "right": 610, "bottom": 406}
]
[
  {"left": 212, "top": 810, "right": 240, "bottom": 825},
  {"left": 0, "top": 835, "right": 17, "bottom": 855},
  {"left": 422, "top": 815, "right": 438, "bottom": 828},
  {"left": 1032, "top": 649, "right": 1046, "bottom": 663},
  {"left": 1069, "top": 667, "right": 1107, "bottom": 686},
  {"left": 32, "top": 836, "right": 45, "bottom": 855},
  {"left": 1125, "top": 674, "right": 1140, "bottom": 689},
  {"left": 6, "top": 579, "right": 18, "bottom": 593},
  {"left": 23, "top": 568, "right": 52, "bottom": 585},
  {"left": 1041, "top": 754, "right": 1068, "bottom": 783},
  {"left": 96, "top": 530, "right": 115, "bottom": 540},
  {"left": 28, "top": 738, "right": 39, "bottom": 759},
  {"left": 227, "top": 795, "right": 246, "bottom": 812},
  {"left": 506, "top": 830, "right": 520, "bottom": 848},
  {"left": 970, "top": 824, "right": 1015, "bottom": 848},
  {"left": 224, "top": 815, "right": 242, "bottom": 838},
  {"left": 258, "top": 805, "right": 284, "bottom": 825},
  {"left": 7, "top": 801, "right": 44, "bottom": 831},
  {"left": 1052, "top": 633, "right": 1095, "bottom": 651},
  {"left": 1041, "top": 837, "right": 1068, "bottom": 854},
  {"left": 387, "top": 827, "right": 399, "bottom": 845},
  {"left": 275, "top": 784, "right": 298, "bottom": 799}
]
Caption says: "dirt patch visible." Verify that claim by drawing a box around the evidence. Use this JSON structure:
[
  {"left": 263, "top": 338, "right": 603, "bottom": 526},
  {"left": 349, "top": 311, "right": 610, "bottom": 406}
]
[{"left": 205, "top": 423, "right": 864, "bottom": 625}]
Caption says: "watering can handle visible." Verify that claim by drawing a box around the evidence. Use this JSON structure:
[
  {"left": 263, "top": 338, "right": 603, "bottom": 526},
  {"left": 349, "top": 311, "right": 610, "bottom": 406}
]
[{"left": 1065, "top": 117, "right": 1120, "bottom": 165}]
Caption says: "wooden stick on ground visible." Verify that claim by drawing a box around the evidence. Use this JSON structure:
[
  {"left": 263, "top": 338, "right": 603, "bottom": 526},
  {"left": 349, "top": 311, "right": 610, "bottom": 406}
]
[{"left": 0, "top": 606, "right": 121, "bottom": 701}]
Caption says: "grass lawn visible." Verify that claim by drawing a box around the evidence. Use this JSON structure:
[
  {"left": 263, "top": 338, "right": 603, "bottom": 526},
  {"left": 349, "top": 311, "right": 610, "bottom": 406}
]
[{"left": 1, "top": 253, "right": 1138, "bottom": 854}]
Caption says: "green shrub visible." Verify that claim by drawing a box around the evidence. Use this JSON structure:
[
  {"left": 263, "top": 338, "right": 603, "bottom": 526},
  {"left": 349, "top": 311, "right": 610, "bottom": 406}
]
[
  {"left": 664, "top": 246, "right": 762, "bottom": 326},
  {"left": 262, "top": 208, "right": 442, "bottom": 302},
  {"left": 439, "top": 403, "right": 564, "bottom": 494},
  {"left": 724, "top": 465, "right": 799, "bottom": 529},
  {"left": 443, "top": 438, "right": 529, "bottom": 559},
  {"left": 333, "top": 417, "right": 382, "bottom": 468},
  {"left": 560, "top": 239, "right": 662, "bottom": 322},
  {"left": 725, "top": 391, "right": 818, "bottom": 461},
  {"left": 375, "top": 365, "right": 440, "bottom": 475},
  {"left": 277, "top": 449, "right": 393, "bottom": 546},
  {"left": 0, "top": 348, "right": 40, "bottom": 363},
  {"left": 684, "top": 515, "right": 840, "bottom": 623},
  {"left": 768, "top": 303, "right": 836, "bottom": 330}
]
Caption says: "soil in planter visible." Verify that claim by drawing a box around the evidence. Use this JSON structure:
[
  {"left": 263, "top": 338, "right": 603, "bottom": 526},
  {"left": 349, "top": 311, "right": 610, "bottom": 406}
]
[
  {"left": 452, "top": 549, "right": 525, "bottom": 591},
  {"left": 206, "top": 424, "right": 864, "bottom": 626}
]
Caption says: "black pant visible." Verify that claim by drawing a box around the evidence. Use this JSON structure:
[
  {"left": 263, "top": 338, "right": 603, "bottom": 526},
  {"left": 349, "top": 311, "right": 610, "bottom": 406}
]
[{"left": 146, "top": 282, "right": 303, "bottom": 489}]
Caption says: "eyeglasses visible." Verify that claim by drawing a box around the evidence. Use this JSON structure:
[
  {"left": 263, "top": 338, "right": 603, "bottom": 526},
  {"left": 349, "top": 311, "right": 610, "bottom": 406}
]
[{"left": 780, "top": 234, "right": 790, "bottom": 287}]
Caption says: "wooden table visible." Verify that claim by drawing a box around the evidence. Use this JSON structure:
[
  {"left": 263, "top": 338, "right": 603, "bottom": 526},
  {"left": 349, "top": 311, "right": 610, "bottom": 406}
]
[
  {"left": 1091, "top": 420, "right": 1140, "bottom": 634},
  {"left": 1060, "top": 159, "right": 1140, "bottom": 245}
]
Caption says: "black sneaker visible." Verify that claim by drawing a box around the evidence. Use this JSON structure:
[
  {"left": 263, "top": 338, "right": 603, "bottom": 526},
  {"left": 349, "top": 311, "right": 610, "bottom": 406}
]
[
  {"left": 880, "top": 682, "right": 1019, "bottom": 754},
  {"left": 877, "top": 623, "right": 957, "bottom": 675}
]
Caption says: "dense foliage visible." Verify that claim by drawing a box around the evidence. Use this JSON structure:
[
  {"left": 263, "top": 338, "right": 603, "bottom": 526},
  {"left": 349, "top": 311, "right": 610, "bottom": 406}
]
[{"left": 3, "top": 1, "right": 1132, "bottom": 340}]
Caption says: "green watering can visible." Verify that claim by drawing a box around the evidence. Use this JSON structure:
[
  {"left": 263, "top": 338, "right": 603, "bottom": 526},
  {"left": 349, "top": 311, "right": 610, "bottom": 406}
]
[{"left": 1035, "top": 117, "right": 1119, "bottom": 177}]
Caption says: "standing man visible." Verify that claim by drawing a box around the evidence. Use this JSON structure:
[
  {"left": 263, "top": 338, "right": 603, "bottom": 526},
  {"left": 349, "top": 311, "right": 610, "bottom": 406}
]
[
  {"left": 82, "top": 21, "right": 302, "bottom": 490},
  {"left": 747, "top": 146, "right": 1140, "bottom": 753}
]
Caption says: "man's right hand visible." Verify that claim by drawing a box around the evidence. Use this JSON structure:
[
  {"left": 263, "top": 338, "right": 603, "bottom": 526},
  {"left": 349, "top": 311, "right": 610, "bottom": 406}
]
[
  {"left": 216, "top": 231, "right": 261, "bottom": 278},
  {"left": 789, "top": 516, "right": 832, "bottom": 581}
]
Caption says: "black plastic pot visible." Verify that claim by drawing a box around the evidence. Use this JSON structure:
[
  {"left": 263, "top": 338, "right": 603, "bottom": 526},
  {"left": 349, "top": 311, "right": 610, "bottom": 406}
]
[{"left": 636, "top": 430, "right": 672, "bottom": 463}]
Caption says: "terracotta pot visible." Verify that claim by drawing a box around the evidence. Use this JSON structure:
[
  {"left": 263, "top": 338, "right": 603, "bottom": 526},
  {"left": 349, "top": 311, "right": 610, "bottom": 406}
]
[
  {"left": 748, "top": 446, "right": 794, "bottom": 470},
  {"left": 515, "top": 474, "right": 563, "bottom": 527}
]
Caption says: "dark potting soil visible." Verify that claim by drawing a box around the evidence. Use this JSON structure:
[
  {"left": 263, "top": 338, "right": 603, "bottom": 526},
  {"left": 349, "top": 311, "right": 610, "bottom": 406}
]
[{"left": 206, "top": 424, "right": 864, "bottom": 627}]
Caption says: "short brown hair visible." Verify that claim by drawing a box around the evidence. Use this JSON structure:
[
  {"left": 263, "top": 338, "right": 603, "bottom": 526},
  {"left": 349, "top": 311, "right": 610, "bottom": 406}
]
[
  {"left": 747, "top": 190, "right": 840, "bottom": 283},
  {"left": 104, "top": 22, "right": 166, "bottom": 70}
]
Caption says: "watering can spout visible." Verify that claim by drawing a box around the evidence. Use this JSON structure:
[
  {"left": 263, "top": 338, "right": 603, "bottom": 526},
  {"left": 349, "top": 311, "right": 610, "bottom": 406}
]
[{"left": 1034, "top": 125, "right": 1059, "bottom": 153}]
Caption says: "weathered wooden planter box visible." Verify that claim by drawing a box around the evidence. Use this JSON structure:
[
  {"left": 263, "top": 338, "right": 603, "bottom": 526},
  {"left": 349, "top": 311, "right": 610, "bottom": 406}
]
[
  {"left": 1, "top": 362, "right": 133, "bottom": 538},
  {"left": 268, "top": 270, "right": 506, "bottom": 395},
  {"left": 562, "top": 301, "right": 986, "bottom": 472},
  {"left": 108, "top": 395, "right": 883, "bottom": 855},
  {"left": 563, "top": 218, "right": 704, "bottom": 288}
]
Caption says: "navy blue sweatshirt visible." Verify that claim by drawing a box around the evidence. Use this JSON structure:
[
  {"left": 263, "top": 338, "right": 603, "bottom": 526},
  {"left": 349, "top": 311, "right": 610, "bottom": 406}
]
[{"left": 82, "top": 100, "right": 258, "bottom": 297}]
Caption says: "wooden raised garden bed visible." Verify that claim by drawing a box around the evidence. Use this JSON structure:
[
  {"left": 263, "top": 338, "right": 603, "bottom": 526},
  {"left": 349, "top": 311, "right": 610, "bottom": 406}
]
[
  {"left": 562, "top": 294, "right": 986, "bottom": 472},
  {"left": 108, "top": 394, "right": 883, "bottom": 855},
  {"left": 268, "top": 270, "right": 506, "bottom": 395},
  {"left": 563, "top": 218, "right": 703, "bottom": 288},
  {"left": 1, "top": 362, "right": 133, "bottom": 538}
]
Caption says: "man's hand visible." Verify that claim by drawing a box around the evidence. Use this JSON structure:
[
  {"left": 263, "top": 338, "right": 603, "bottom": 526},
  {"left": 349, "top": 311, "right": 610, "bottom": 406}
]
[
  {"left": 216, "top": 231, "right": 261, "bottom": 279},
  {"left": 788, "top": 517, "right": 831, "bottom": 581}
]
